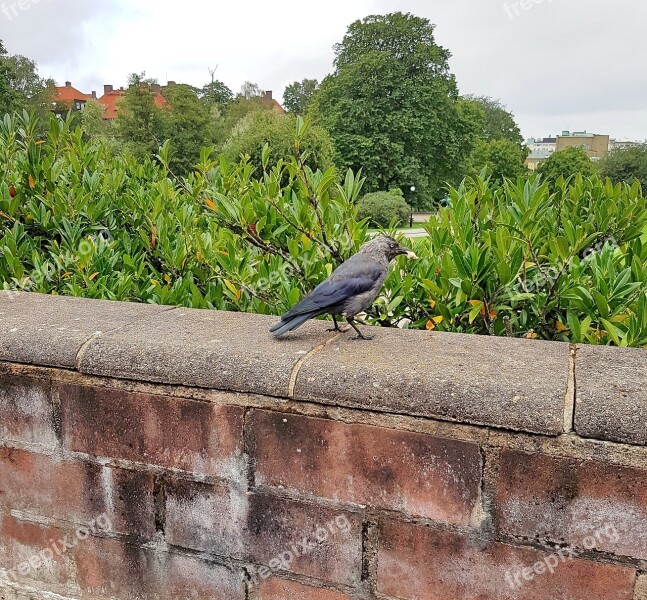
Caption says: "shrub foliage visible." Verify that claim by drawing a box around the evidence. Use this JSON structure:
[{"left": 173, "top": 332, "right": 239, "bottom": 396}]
[
  {"left": 1, "top": 113, "right": 646, "bottom": 347},
  {"left": 357, "top": 190, "right": 410, "bottom": 228}
]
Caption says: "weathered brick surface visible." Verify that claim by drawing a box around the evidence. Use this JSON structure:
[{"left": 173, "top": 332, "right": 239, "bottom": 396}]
[
  {"left": 245, "top": 494, "right": 362, "bottom": 587},
  {"left": 635, "top": 574, "right": 647, "bottom": 600},
  {"left": 0, "top": 448, "right": 155, "bottom": 538},
  {"left": 75, "top": 536, "right": 245, "bottom": 599},
  {"left": 251, "top": 410, "right": 481, "bottom": 525},
  {"left": 165, "top": 479, "right": 362, "bottom": 586},
  {"left": 495, "top": 449, "right": 647, "bottom": 560},
  {"left": 255, "top": 577, "right": 351, "bottom": 600},
  {"left": 0, "top": 374, "right": 56, "bottom": 449},
  {"left": 164, "top": 478, "right": 247, "bottom": 559},
  {"left": 59, "top": 383, "right": 244, "bottom": 479},
  {"left": 0, "top": 515, "right": 74, "bottom": 590},
  {"left": 377, "top": 520, "right": 636, "bottom": 600}
]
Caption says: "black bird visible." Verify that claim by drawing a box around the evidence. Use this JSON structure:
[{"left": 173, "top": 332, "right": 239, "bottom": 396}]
[{"left": 270, "top": 235, "right": 417, "bottom": 340}]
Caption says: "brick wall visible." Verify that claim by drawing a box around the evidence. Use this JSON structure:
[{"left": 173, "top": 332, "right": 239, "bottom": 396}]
[{"left": 0, "top": 292, "right": 645, "bottom": 599}]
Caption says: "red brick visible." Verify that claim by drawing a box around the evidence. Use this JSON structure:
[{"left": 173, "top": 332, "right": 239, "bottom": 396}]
[
  {"left": 164, "top": 478, "right": 247, "bottom": 559},
  {"left": 75, "top": 536, "right": 245, "bottom": 599},
  {"left": 256, "top": 577, "right": 351, "bottom": 600},
  {"left": 246, "top": 494, "right": 362, "bottom": 587},
  {"left": 0, "top": 514, "right": 74, "bottom": 590},
  {"left": 0, "top": 374, "right": 57, "bottom": 449},
  {"left": 495, "top": 449, "right": 647, "bottom": 560},
  {"left": 0, "top": 447, "right": 155, "bottom": 537},
  {"left": 165, "top": 479, "right": 362, "bottom": 586},
  {"left": 377, "top": 520, "right": 636, "bottom": 600},
  {"left": 59, "top": 383, "right": 244, "bottom": 479},
  {"left": 250, "top": 410, "right": 481, "bottom": 525}
]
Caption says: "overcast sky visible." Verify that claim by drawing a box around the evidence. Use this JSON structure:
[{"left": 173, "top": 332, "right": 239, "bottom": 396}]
[{"left": 2, "top": 0, "right": 646, "bottom": 141}]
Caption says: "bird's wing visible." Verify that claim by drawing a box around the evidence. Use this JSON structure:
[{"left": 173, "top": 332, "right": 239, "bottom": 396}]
[{"left": 280, "top": 256, "right": 383, "bottom": 320}]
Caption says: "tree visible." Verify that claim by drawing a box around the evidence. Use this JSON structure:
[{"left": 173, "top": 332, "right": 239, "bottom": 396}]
[
  {"left": 283, "top": 78, "right": 318, "bottom": 114},
  {"left": 537, "top": 146, "right": 594, "bottom": 185},
  {"left": 115, "top": 73, "right": 166, "bottom": 160},
  {"left": 81, "top": 98, "right": 109, "bottom": 137},
  {"left": 310, "top": 12, "right": 474, "bottom": 208},
  {"left": 239, "top": 81, "right": 263, "bottom": 100},
  {"left": 214, "top": 94, "right": 269, "bottom": 144},
  {"left": 220, "top": 111, "right": 335, "bottom": 174},
  {"left": 598, "top": 143, "right": 647, "bottom": 189},
  {"left": 463, "top": 95, "right": 524, "bottom": 147},
  {"left": 200, "top": 69, "right": 233, "bottom": 109},
  {"left": 161, "top": 82, "right": 215, "bottom": 174},
  {"left": 466, "top": 138, "right": 528, "bottom": 183},
  {"left": 0, "top": 41, "right": 54, "bottom": 119}
]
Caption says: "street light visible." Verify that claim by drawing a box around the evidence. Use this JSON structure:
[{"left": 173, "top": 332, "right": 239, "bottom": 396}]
[{"left": 409, "top": 186, "right": 416, "bottom": 227}]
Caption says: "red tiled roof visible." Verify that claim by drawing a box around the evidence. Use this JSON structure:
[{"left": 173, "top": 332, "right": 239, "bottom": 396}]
[
  {"left": 54, "top": 85, "right": 92, "bottom": 104},
  {"left": 272, "top": 99, "right": 285, "bottom": 114},
  {"left": 97, "top": 88, "right": 168, "bottom": 120}
]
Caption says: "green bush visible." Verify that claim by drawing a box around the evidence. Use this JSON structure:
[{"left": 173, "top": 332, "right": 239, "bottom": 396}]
[
  {"left": 0, "top": 112, "right": 366, "bottom": 312},
  {"left": 379, "top": 173, "right": 647, "bottom": 346},
  {"left": 2, "top": 113, "right": 647, "bottom": 347},
  {"left": 220, "top": 110, "right": 335, "bottom": 175},
  {"left": 598, "top": 143, "right": 647, "bottom": 190},
  {"left": 357, "top": 191, "right": 410, "bottom": 228}
]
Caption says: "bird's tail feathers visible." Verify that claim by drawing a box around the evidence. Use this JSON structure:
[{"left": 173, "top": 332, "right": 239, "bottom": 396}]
[{"left": 270, "top": 310, "right": 323, "bottom": 337}]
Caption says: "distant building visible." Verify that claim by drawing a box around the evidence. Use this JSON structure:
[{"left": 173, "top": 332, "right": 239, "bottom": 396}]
[
  {"left": 98, "top": 83, "right": 168, "bottom": 120},
  {"left": 556, "top": 130, "right": 609, "bottom": 160},
  {"left": 261, "top": 90, "right": 285, "bottom": 114},
  {"left": 52, "top": 81, "right": 97, "bottom": 114},
  {"left": 525, "top": 136, "right": 556, "bottom": 171},
  {"left": 52, "top": 82, "right": 285, "bottom": 120}
]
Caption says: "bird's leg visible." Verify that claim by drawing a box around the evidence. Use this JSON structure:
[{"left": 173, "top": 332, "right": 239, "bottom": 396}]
[
  {"left": 327, "top": 315, "right": 349, "bottom": 333},
  {"left": 347, "top": 317, "right": 374, "bottom": 340}
]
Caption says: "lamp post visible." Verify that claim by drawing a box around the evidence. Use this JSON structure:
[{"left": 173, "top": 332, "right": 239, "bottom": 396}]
[{"left": 409, "top": 186, "right": 416, "bottom": 228}]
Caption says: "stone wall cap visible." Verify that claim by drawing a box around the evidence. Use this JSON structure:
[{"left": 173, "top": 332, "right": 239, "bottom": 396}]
[{"left": 3, "top": 292, "right": 632, "bottom": 437}]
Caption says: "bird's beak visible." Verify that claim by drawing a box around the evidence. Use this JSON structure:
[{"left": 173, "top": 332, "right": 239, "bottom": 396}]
[{"left": 397, "top": 246, "right": 417, "bottom": 259}]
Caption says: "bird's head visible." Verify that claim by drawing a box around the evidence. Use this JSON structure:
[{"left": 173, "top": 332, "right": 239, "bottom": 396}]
[{"left": 361, "top": 235, "right": 418, "bottom": 262}]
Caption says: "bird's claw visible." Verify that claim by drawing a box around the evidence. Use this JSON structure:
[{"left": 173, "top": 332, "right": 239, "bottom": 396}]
[
  {"left": 327, "top": 326, "right": 350, "bottom": 333},
  {"left": 352, "top": 333, "right": 374, "bottom": 340}
]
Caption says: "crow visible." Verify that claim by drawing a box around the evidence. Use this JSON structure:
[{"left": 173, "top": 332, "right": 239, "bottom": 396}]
[{"left": 270, "top": 235, "right": 417, "bottom": 340}]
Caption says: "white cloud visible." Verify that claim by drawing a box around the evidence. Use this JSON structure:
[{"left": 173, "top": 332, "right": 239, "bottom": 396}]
[{"left": 3, "top": 0, "right": 646, "bottom": 140}]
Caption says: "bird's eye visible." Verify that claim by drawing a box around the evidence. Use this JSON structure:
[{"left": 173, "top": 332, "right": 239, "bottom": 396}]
[{"left": 390, "top": 243, "right": 396, "bottom": 248}]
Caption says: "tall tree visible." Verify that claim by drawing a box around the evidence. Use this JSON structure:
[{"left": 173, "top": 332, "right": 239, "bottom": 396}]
[
  {"left": 0, "top": 41, "right": 54, "bottom": 119},
  {"left": 310, "top": 12, "right": 474, "bottom": 207},
  {"left": 283, "top": 78, "right": 318, "bottom": 114},
  {"left": 115, "top": 73, "right": 166, "bottom": 160},
  {"left": 201, "top": 68, "right": 233, "bottom": 109},
  {"left": 463, "top": 95, "right": 524, "bottom": 147},
  {"left": 161, "top": 82, "right": 215, "bottom": 174},
  {"left": 239, "top": 81, "right": 263, "bottom": 100}
]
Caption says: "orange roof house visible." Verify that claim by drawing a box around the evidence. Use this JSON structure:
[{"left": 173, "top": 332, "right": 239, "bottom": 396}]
[
  {"left": 261, "top": 90, "right": 285, "bottom": 114},
  {"left": 97, "top": 83, "right": 169, "bottom": 120},
  {"left": 53, "top": 81, "right": 96, "bottom": 112}
]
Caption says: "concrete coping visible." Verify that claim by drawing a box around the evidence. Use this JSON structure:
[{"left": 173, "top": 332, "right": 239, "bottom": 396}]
[{"left": 0, "top": 291, "right": 644, "bottom": 444}]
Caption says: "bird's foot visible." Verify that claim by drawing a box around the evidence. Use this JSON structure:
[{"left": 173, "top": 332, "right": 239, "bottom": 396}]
[
  {"left": 327, "top": 326, "right": 350, "bottom": 333},
  {"left": 352, "top": 332, "right": 374, "bottom": 340}
]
